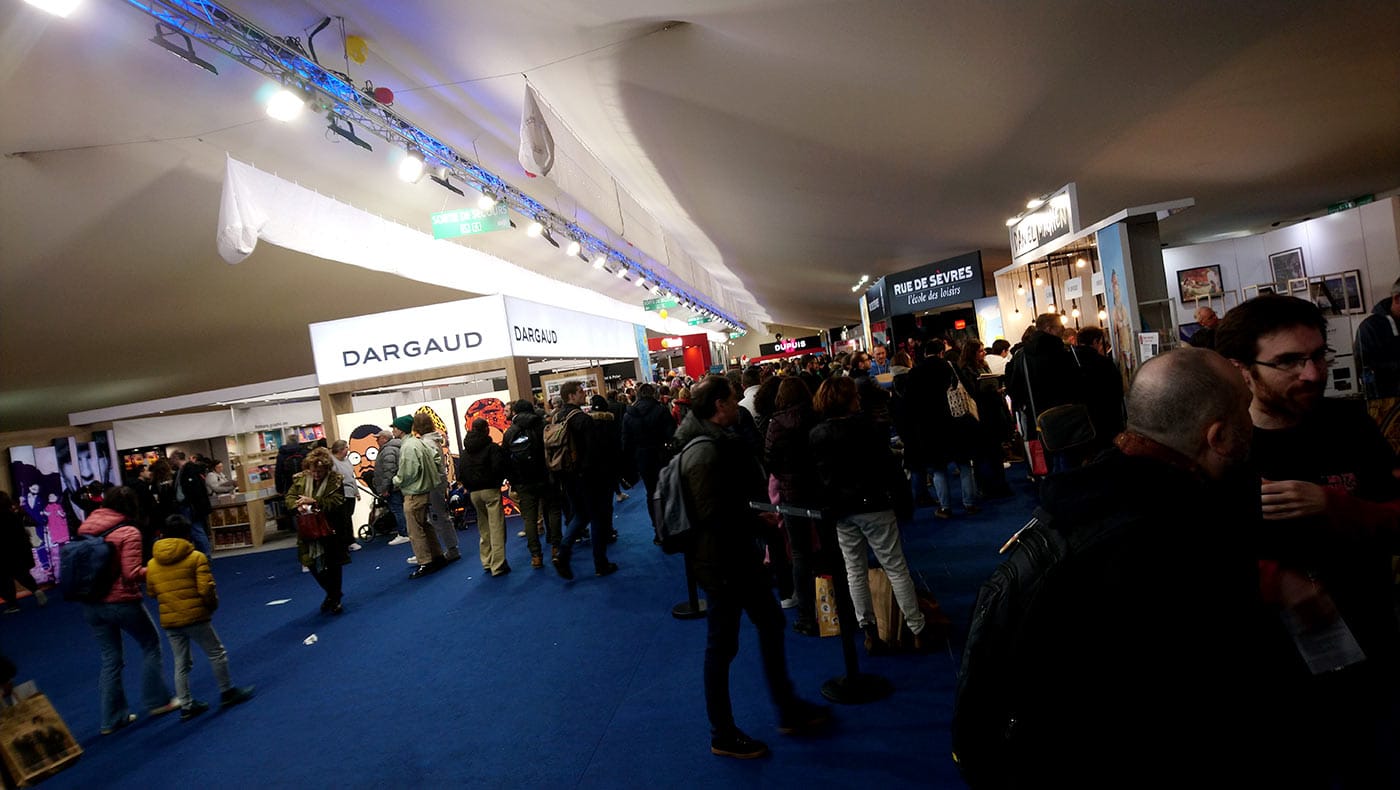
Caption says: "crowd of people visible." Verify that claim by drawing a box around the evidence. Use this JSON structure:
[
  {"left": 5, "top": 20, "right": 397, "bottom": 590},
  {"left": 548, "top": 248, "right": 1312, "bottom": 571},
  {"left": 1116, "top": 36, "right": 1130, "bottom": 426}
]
[{"left": 3, "top": 292, "right": 1398, "bottom": 782}]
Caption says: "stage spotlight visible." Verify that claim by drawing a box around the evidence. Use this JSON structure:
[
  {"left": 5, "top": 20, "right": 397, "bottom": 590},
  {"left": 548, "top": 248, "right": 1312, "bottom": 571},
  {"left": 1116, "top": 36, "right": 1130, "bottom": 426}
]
[
  {"left": 592, "top": 254, "right": 606, "bottom": 269},
  {"left": 565, "top": 240, "right": 581, "bottom": 257},
  {"left": 327, "top": 113, "right": 372, "bottom": 151},
  {"left": 477, "top": 191, "right": 497, "bottom": 210},
  {"left": 526, "top": 221, "right": 544, "bottom": 238},
  {"left": 23, "top": 0, "right": 81, "bottom": 17},
  {"left": 615, "top": 267, "right": 627, "bottom": 279},
  {"left": 635, "top": 277, "right": 646, "bottom": 288},
  {"left": 429, "top": 166, "right": 464, "bottom": 196},
  {"left": 397, "top": 149, "right": 425, "bottom": 182},
  {"left": 266, "top": 86, "right": 307, "bottom": 122}
]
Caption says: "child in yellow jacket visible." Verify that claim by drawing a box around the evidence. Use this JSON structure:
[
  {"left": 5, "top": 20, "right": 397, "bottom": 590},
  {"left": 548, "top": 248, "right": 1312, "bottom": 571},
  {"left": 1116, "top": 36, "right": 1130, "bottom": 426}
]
[{"left": 146, "top": 515, "right": 254, "bottom": 720}]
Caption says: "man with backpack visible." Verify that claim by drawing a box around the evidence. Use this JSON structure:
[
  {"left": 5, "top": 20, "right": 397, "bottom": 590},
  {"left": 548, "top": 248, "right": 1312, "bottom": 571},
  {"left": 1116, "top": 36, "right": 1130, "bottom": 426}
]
[
  {"left": 622, "top": 383, "right": 676, "bottom": 534},
  {"left": 546, "top": 382, "right": 616, "bottom": 580},
  {"left": 170, "top": 452, "right": 213, "bottom": 556},
  {"left": 502, "top": 400, "right": 562, "bottom": 569},
  {"left": 952, "top": 348, "right": 1266, "bottom": 786},
  {"left": 672, "top": 375, "right": 830, "bottom": 759}
]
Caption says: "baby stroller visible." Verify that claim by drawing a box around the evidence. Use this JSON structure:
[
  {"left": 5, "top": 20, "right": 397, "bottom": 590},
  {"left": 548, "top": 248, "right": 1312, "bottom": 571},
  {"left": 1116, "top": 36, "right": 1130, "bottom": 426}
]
[
  {"left": 356, "top": 485, "right": 400, "bottom": 544},
  {"left": 448, "top": 482, "right": 477, "bottom": 531}
]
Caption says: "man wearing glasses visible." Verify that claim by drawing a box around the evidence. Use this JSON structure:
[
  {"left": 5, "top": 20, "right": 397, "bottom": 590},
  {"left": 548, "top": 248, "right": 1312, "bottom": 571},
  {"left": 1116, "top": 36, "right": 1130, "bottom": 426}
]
[{"left": 1216, "top": 294, "right": 1400, "bottom": 788}]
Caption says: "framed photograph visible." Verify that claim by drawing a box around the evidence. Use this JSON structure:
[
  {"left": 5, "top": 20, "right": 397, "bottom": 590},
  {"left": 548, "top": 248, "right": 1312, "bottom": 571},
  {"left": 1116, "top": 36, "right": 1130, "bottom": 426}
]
[
  {"left": 539, "top": 367, "right": 604, "bottom": 408},
  {"left": 1269, "top": 247, "right": 1306, "bottom": 288},
  {"left": 1341, "top": 269, "right": 1365, "bottom": 313},
  {"left": 1287, "top": 277, "right": 1310, "bottom": 299},
  {"left": 1176, "top": 264, "right": 1224, "bottom": 302}
]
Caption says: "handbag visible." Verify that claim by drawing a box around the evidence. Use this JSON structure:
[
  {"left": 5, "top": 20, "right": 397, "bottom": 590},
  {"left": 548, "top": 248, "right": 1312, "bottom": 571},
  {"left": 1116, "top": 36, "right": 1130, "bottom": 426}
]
[
  {"left": 1024, "top": 438, "right": 1050, "bottom": 477},
  {"left": 0, "top": 687, "right": 83, "bottom": 786},
  {"left": 947, "top": 362, "right": 980, "bottom": 421},
  {"left": 294, "top": 475, "right": 334, "bottom": 541}
]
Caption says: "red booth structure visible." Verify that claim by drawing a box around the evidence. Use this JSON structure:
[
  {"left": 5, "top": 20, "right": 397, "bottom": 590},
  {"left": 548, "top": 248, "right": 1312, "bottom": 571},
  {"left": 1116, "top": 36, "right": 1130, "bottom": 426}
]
[{"left": 648, "top": 334, "right": 712, "bottom": 380}]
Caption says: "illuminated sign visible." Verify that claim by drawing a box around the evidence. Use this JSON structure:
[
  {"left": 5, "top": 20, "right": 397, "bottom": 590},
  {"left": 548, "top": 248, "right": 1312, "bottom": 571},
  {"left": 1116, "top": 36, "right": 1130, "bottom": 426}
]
[
  {"left": 757, "top": 335, "right": 822, "bottom": 356},
  {"left": 1009, "top": 183, "right": 1080, "bottom": 260},
  {"left": 884, "top": 251, "right": 986, "bottom": 316},
  {"left": 953, "top": 319, "right": 967, "bottom": 330}
]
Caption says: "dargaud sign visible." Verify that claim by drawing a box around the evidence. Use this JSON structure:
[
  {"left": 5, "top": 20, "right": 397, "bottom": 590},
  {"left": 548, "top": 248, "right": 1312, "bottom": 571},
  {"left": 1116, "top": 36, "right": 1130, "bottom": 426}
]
[
  {"left": 884, "top": 251, "right": 986, "bottom": 316},
  {"left": 308, "top": 295, "right": 637, "bottom": 386}
]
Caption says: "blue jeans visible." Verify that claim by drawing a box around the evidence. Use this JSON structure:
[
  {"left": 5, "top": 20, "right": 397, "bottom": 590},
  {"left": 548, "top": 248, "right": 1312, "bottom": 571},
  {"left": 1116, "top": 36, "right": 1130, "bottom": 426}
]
[
  {"left": 556, "top": 476, "right": 611, "bottom": 571},
  {"left": 931, "top": 461, "right": 977, "bottom": 510},
  {"left": 387, "top": 490, "right": 407, "bottom": 537},
  {"left": 168, "top": 620, "right": 231, "bottom": 707},
  {"left": 180, "top": 505, "right": 212, "bottom": 556},
  {"left": 83, "top": 601, "right": 172, "bottom": 731}
]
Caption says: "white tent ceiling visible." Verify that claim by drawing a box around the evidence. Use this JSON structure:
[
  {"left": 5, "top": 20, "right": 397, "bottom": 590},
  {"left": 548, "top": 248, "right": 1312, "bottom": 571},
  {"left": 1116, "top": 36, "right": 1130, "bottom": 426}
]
[{"left": 2, "top": 0, "right": 1398, "bottom": 431}]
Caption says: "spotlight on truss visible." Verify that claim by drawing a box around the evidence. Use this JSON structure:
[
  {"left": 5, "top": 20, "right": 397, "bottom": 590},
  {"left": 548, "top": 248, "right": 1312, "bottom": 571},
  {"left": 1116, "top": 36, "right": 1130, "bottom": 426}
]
[
  {"left": 149, "top": 23, "right": 218, "bottom": 75},
  {"left": 429, "top": 166, "right": 464, "bottom": 196},
  {"left": 326, "top": 113, "right": 373, "bottom": 152}
]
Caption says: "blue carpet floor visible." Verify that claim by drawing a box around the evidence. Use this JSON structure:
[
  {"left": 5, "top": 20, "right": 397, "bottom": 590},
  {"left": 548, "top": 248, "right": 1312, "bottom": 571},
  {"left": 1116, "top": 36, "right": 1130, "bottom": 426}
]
[{"left": 0, "top": 479, "right": 1033, "bottom": 788}]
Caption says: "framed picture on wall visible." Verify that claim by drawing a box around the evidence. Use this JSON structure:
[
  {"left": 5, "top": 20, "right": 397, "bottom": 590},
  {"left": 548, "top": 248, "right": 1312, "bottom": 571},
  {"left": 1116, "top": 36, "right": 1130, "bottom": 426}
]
[
  {"left": 539, "top": 367, "right": 605, "bottom": 408},
  {"left": 1269, "top": 247, "right": 1306, "bottom": 288},
  {"left": 1309, "top": 276, "right": 1341, "bottom": 315},
  {"left": 1342, "top": 269, "right": 1365, "bottom": 314},
  {"left": 1176, "top": 264, "right": 1224, "bottom": 302}
]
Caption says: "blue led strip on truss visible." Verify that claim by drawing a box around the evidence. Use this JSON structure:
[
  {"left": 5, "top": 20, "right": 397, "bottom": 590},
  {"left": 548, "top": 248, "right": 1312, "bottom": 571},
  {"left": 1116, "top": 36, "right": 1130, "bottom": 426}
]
[{"left": 119, "top": 0, "right": 742, "bottom": 329}]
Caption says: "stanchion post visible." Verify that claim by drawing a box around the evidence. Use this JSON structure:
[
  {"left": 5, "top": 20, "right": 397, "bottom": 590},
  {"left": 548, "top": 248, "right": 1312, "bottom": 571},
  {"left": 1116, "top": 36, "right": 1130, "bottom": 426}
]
[
  {"left": 671, "top": 551, "right": 707, "bottom": 620},
  {"left": 814, "top": 517, "right": 893, "bottom": 705}
]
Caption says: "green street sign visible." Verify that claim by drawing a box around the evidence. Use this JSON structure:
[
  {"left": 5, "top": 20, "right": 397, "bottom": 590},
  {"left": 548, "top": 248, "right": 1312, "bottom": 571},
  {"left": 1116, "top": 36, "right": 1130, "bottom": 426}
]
[
  {"left": 728, "top": 332, "right": 744, "bottom": 339},
  {"left": 643, "top": 297, "right": 678, "bottom": 312},
  {"left": 1327, "top": 194, "right": 1374, "bottom": 214},
  {"left": 687, "top": 315, "right": 714, "bottom": 326},
  {"left": 431, "top": 205, "right": 510, "bottom": 239}
]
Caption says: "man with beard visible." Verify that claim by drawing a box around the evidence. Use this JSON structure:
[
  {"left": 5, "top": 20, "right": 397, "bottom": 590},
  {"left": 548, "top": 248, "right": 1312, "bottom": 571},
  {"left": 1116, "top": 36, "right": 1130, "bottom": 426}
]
[{"left": 1215, "top": 295, "right": 1400, "bottom": 788}]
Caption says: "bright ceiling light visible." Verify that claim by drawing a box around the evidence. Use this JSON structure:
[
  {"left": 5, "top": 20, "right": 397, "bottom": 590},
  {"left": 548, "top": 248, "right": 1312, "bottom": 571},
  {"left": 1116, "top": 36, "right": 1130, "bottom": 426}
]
[
  {"left": 526, "top": 220, "right": 544, "bottom": 238},
  {"left": 266, "top": 87, "right": 306, "bottom": 122},
  {"left": 1016, "top": 285, "right": 1025, "bottom": 295},
  {"left": 1026, "top": 198, "right": 1045, "bottom": 210},
  {"left": 565, "top": 240, "right": 581, "bottom": 257},
  {"left": 635, "top": 277, "right": 646, "bottom": 288},
  {"left": 24, "top": 0, "right": 82, "bottom": 18},
  {"left": 1071, "top": 308, "right": 1080, "bottom": 318},
  {"left": 477, "top": 191, "right": 497, "bottom": 210},
  {"left": 1034, "top": 277, "right": 1043, "bottom": 286},
  {"left": 615, "top": 267, "right": 627, "bottom": 279},
  {"left": 1075, "top": 257, "right": 1087, "bottom": 268},
  {"left": 397, "top": 150, "right": 425, "bottom": 182},
  {"left": 1098, "top": 309, "right": 1108, "bottom": 321},
  {"left": 592, "top": 254, "right": 606, "bottom": 269},
  {"left": 1005, "top": 217, "right": 1019, "bottom": 227}
]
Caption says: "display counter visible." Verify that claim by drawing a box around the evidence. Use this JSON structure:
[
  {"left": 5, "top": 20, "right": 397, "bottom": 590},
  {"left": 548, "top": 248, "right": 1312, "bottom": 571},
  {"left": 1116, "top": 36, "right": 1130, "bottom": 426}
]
[{"left": 208, "top": 489, "right": 277, "bottom": 550}]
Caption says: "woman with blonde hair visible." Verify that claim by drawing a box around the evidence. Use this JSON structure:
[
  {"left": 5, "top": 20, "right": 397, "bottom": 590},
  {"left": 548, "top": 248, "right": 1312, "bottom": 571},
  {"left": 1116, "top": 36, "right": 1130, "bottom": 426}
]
[{"left": 286, "top": 447, "right": 347, "bottom": 614}]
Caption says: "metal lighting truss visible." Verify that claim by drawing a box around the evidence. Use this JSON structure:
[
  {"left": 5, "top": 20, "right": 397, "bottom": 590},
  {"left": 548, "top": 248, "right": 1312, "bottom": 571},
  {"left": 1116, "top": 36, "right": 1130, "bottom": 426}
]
[{"left": 119, "top": 0, "right": 743, "bottom": 329}]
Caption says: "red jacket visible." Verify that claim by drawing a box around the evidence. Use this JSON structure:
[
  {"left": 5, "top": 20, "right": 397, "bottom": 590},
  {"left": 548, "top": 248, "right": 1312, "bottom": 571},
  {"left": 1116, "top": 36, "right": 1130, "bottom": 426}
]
[{"left": 77, "top": 508, "right": 145, "bottom": 604}]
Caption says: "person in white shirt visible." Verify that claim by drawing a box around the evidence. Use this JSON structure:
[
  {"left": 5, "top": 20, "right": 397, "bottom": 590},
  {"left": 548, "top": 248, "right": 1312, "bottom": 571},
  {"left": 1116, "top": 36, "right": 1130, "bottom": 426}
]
[
  {"left": 984, "top": 339, "right": 1011, "bottom": 376},
  {"left": 736, "top": 366, "right": 762, "bottom": 416},
  {"left": 204, "top": 461, "right": 237, "bottom": 496}
]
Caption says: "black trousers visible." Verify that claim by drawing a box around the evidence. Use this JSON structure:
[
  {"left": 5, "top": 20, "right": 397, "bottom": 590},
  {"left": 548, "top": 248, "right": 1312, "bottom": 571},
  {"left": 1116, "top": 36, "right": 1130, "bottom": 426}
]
[
  {"left": 312, "top": 565, "right": 343, "bottom": 603},
  {"left": 0, "top": 571, "right": 39, "bottom": 604},
  {"left": 701, "top": 575, "right": 798, "bottom": 736}
]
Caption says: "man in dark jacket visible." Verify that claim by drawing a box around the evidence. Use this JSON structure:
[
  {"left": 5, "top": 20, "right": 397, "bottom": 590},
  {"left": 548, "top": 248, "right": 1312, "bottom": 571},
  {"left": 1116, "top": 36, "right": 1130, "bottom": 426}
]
[
  {"left": 1355, "top": 276, "right": 1400, "bottom": 398},
  {"left": 501, "top": 400, "right": 561, "bottom": 569},
  {"left": 551, "top": 382, "right": 616, "bottom": 580},
  {"left": 171, "top": 451, "right": 212, "bottom": 556},
  {"left": 456, "top": 419, "right": 512, "bottom": 576},
  {"left": 975, "top": 347, "right": 1267, "bottom": 786},
  {"left": 622, "top": 383, "right": 676, "bottom": 532},
  {"left": 1071, "top": 327, "right": 1126, "bottom": 454},
  {"left": 1006, "top": 313, "right": 1088, "bottom": 471},
  {"left": 588, "top": 394, "right": 624, "bottom": 543},
  {"left": 675, "top": 375, "right": 830, "bottom": 759}
]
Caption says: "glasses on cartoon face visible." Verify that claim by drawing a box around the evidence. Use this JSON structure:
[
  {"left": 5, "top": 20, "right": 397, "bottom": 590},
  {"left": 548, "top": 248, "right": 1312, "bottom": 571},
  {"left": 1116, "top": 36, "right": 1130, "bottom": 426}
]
[{"left": 1250, "top": 347, "right": 1335, "bottom": 374}]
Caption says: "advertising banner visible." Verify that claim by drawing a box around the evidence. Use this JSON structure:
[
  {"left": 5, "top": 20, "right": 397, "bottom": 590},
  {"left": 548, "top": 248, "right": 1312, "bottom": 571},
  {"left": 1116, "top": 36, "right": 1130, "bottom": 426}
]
[
  {"left": 757, "top": 335, "right": 823, "bottom": 356},
  {"left": 884, "top": 251, "right": 986, "bottom": 316}
]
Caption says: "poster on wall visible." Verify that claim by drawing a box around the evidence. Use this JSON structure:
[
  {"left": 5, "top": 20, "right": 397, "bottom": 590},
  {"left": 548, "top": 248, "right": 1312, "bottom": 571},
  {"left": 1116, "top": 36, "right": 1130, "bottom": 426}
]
[
  {"left": 540, "top": 368, "right": 604, "bottom": 407},
  {"left": 449, "top": 390, "right": 518, "bottom": 517},
  {"left": 8, "top": 445, "right": 77, "bottom": 586},
  {"left": 335, "top": 409, "right": 393, "bottom": 538},
  {"left": 396, "top": 399, "right": 457, "bottom": 454},
  {"left": 1097, "top": 223, "right": 1142, "bottom": 388}
]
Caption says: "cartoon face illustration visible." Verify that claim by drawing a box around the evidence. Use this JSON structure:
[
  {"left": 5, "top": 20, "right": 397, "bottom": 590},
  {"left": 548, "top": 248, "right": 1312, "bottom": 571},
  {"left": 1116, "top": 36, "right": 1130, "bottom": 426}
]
[
  {"left": 463, "top": 398, "right": 510, "bottom": 444},
  {"left": 347, "top": 424, "right": 382, "bottom": 486}
]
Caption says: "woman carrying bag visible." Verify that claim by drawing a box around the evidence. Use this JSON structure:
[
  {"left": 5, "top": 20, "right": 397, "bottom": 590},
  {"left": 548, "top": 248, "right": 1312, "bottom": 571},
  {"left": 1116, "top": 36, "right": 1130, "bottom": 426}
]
[{"left": 285, "top": 448, "right": 347, "bottom": 614}]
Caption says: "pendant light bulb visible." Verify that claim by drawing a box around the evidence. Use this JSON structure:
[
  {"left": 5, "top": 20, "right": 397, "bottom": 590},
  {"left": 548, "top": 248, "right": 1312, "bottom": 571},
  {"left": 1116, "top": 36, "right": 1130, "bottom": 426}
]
[
  {"left": 1071, "top": 308, "right": 1080, "bottom": 318},
  {"left": 1098, "top": 309, "right": 1108, "bottom": 321},
  {"left": 1016, "top": 285, "right": 1025, "bottom": 295},
  {"left": 1034, "top": 277, "right": 1043, "bottom": 286},
  {"left": 1076, "top": 257, "right": 1087, "bottom": 268}
]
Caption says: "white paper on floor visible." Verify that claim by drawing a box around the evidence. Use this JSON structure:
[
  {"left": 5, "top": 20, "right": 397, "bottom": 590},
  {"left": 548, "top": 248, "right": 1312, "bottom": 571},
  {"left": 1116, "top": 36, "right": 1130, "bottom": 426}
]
[
  {"left": 303, "top": 634, "right": 318, "bottom": 645},
  {"left": 265, "top": 599, "right": 292, "bottom": 606}
]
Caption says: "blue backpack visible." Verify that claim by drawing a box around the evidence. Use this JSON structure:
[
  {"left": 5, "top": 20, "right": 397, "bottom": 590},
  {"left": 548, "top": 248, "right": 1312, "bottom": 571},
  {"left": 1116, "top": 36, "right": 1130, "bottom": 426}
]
[{"left": 58, "top": 525, "right": 123, "bottom": 602}]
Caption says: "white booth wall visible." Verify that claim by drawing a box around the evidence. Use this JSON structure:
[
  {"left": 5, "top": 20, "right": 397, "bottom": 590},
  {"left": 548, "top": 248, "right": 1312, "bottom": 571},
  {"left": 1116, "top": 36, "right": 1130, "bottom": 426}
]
[{"left": 1161, "top": 197, "right": 1400, "bottom": 327}]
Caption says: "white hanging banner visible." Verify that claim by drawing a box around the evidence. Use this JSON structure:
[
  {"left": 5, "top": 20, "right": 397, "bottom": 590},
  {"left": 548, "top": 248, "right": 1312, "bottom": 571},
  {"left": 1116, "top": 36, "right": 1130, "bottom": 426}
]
[{"left": 518, "top": 84, "right": 556, "bottom": 177}]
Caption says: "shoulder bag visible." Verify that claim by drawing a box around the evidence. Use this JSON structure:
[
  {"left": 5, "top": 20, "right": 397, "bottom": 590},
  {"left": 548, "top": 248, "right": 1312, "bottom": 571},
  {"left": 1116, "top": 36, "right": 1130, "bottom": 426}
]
[
  {"left": 1022, "top": 347, "right": 1096, "bottom": 453},
  {"left": 946, "top": 362, "right": 980, "bottom": 421},
  {"left": 294, "top": 474, "right": 334, "bottom": 541}
]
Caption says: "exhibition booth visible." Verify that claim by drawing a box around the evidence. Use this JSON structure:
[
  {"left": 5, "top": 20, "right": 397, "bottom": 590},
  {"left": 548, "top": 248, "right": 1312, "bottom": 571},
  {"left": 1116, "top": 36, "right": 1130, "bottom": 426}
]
[
  {"left": 747, "top": 335, "right": 828, "bottom": 365},
  {"left": 646, "top": 333, "right": 715, "bottom": 380},
  {"left": 993, "top": 182, "right": 1194, "bottom": 386},
  {"left": 858, "top": 250, "right": 990, "bottom": 355}
]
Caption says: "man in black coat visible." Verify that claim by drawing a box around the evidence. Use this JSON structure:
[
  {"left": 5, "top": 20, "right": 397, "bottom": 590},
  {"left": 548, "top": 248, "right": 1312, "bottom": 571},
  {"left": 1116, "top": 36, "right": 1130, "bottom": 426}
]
[
  {"left": 501, "top": 400, "right": 561, "bottom": 568},
  {"left": 1355, "top": 276, "right": 1400, "bottom": 398},
  {"left": 675, "top": 375, "right": 830, "bottom": 759},
  {"left": 551, "top": 382, "right": 615, "bottom": 580},
  {"left": 171, "top": 451, "right": 213, "bottom": 556},
  {"left": 1006, "top": 313, "right": 1088, "bottom": 472},
  {"left": 621, "top": 383, "right": 675, "bottom": 532}
]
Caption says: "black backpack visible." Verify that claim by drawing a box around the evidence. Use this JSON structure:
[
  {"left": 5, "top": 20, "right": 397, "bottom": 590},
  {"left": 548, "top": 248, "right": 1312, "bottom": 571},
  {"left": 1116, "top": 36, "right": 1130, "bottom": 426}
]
[
  {"left": 951, "top": 506, "right": 1134, "bottom": 786},
  {"left": 58, "top": 524, "right": 124, "bottom": 602},
  {"left": 505, "top": 428, "right": 543, "bottom": 482},
  {"left": 650, "top": 436, "right": 714, "bottom": 554}
]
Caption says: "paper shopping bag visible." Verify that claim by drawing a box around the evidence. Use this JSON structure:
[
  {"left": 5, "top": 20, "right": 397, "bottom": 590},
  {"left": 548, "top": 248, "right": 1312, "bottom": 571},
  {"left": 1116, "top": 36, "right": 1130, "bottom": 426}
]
[{"left": 0, "top": 689, "right": 82, "bottom": 787}]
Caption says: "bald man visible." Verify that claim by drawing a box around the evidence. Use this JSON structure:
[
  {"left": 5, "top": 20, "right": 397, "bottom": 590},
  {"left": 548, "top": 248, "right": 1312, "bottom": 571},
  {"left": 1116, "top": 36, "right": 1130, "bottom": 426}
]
[
  {"left": 1189, "top": 305, "right": 1220, "bottom": 349},
  {"left": 968, "top": 348, "right": 1265, "bottom": 786}
]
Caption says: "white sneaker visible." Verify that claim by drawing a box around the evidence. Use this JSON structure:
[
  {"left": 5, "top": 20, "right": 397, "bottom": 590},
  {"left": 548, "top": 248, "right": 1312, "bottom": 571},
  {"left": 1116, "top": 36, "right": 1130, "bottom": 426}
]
[
  {"left": 780, "top": 597, "right": 798, "bottom": 609},
  {"left": 388, "top": 535, "right": 412, "bottom": 546},
  {"left": 348, "top": 542, "right": 363, "bottom": 552},
  {"left": 406, "top": 556, "right": 420, "bottom": 565},
  {"left": 301, "top": 566, "right": 310, "bottom": 573},
  {"left": 517, "top": 530, "right": 526, "bottom": 538}
]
